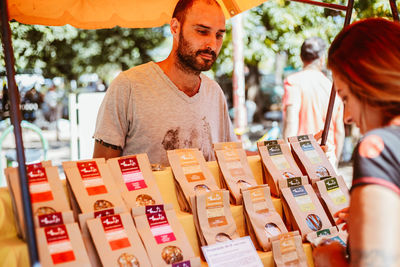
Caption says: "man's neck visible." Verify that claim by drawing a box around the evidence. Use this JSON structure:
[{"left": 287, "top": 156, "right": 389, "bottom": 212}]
[{"left": 156, "top": 56, "right": 201, "bottom": 97}]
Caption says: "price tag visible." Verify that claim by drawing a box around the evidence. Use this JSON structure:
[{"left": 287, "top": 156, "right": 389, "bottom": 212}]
[{"left": 202, "top": 236, "right": 263, "bottom": 267}]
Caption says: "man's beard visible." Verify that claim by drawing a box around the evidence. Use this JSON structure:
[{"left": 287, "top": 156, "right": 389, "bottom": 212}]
[{"left": 176, "top": 32, "right": 217, "bottom": 74}]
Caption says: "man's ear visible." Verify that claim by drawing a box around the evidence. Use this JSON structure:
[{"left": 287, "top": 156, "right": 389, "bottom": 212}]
[{"left": 170, "top": 18, "right": 181, "bottom": 39}]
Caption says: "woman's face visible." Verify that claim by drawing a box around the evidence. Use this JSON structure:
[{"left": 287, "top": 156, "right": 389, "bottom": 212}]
[{"left": 332, "top": 71, "right": 382, "bottom": 134}]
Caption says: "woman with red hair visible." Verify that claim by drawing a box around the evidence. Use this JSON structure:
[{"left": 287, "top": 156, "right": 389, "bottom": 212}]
[{"left": 314, "top": 18, "right": 400, "bottom": 266}]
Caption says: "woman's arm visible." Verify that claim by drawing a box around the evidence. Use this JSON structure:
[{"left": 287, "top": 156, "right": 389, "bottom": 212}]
[{"left": 349, "top": 185, "right": 400, "bottom": 267}]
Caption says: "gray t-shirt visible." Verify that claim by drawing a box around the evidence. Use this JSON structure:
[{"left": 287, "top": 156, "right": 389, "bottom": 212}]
[{"left": 94, "top": 62, "right": 236, "bottom": 165}]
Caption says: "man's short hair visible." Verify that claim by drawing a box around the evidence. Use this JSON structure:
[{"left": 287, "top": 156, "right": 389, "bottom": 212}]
[
  {"left": 300, "top": 37, "right": 326, "bottom": 63},
  {"left": 172, "top": 0, "right": 220, "bottom": 25}
]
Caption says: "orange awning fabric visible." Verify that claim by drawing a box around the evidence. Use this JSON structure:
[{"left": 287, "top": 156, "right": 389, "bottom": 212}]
[{"left": 7, "top": 0, "right": 266, "bottom": 29}]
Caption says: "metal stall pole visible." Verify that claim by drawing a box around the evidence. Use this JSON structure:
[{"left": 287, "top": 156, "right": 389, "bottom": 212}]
[
  {"left": 0, "top": 0, "right": 40, "bottom": 266},
  {"left": 320, "top": 0, "right": 354, "bottom": 146},
  {"left": 389, "top": 0, "right": 399, "bottom": 21}
]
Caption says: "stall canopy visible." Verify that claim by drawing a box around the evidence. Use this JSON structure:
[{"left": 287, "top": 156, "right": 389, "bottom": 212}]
[{"left": 7, "top": 0, "right": 266, "bottom": 29}]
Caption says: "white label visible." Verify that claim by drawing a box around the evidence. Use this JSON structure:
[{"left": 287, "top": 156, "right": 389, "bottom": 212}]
[{"left": 202, "top": 236, "right": 263, "bottom": 267}]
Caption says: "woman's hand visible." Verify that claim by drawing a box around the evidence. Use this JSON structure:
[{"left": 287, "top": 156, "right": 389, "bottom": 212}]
[
  {"left": 313, "top": 240, "right": 349, "bottom": 267},
  {"left": 334, "top": 207, "right": 349, "bottom": 231}
]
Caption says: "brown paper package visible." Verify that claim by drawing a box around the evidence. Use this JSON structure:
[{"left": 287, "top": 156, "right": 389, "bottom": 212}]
[
  {"left": 78, "top": 206, "right": 126, "bottom": 267},
  {"left": 168, "top": 148, "right": 219, "bottom": 212},
  {"left": 62, "top": 160, "right": 126, "bottom": 214},
  {"left": 288, "top": 134, "right": 337, "bottom": 184},
  {"left": 132, "top": 204, "right": 199, "bottom": 267},
  {"left": 7, "top": 164, "right": 71, "bottom": 240},
  {"left": 87, "top": 212, "right": 152, "bottom": 267},
  {"left": 280, "top": 184, "right": 332, "bottom": 240},
  {"left": 193, "top": 190, "right": 239, "bottom": 246},
  {"left": 315, "top": 175, "right": 350, "bottom": 225},
  {"left": 242, "top": 185, "right": 288, "bottom": 251},
  {"left": 36, "top": 222, "right": 91, "bottom": 267},
  {"left": 214, "top": 142, "right": 258, "bottom": 204},
  {"left": 271, "top": 231, "right": 308, "bottom": 267},
  {"left": 306, "top": 226, "right": 348, "bottom": 247},
  {"left": 107, "top": 154, "right": 164, "bottom": 209},
  {"left": 258, "top": 140, "right": 303, "bottom": 196}
]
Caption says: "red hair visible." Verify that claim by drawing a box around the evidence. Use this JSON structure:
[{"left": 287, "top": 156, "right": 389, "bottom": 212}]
[{"left": 328, "top": 18, "right": 400, "bottom": 124}]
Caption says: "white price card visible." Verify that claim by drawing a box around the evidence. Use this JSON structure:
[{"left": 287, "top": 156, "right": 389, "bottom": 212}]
[{"left": 201, "top": 236, "right": 263, "bottom": 267}]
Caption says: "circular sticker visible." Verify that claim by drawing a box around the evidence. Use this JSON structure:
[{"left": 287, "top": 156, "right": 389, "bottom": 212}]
[
  {"left": 215, "top": 233, "right": 232, "bottom": 243},
  {"left": 194, "top": 184, "right": 211, "bottom": 192},
  {"left": 282, "top": 171, "right": 295, "bottom": 178},
  {"left": 118, "top": 253, "right": 139, "bottom": 267},
  {"left": 161, "top": 246, "right": 183, "bottom": 264},
  {"left": 35, "top": 206, "right": 56, "bottom": 216},
  {"left": 93, "top": 200, "right": 114, "bottom": 210},
  {"left": 135, "top": 194, "right": 155, "bottom": 207},
  {"left": 306, "top": 214, "right": 323, "bottom": 231},
  {"left": 264, "top": 223, "right": 282, "bottom": 238},
  {"left": 236, "top": 180, "right": 252, "bottom": 190},
  {"left": 315, "top": 166, "right": 329, "bottom": 178}
]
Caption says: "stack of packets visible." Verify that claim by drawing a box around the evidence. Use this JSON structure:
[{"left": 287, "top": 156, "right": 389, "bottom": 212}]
[
  {"left": 214, "top": 142, "right": 258, "bottom": 204},
  {"left": 107, "top": 154, "right": 164, "bottom": 209},
  {"left": 315, "top": 176, "right": 350, "bottom": 225},
  {"left": 271, "top": 231, "right": 308, "bottom": 267},
  {"left": 257, "top": 140, "right": 303, "bottom": 196},
  {"left": 288, "top": 135, "right": 337, "bottom": 184},
  {"left": 242, "top": 185, "right": 287, "bottom": 251},
  {"left": 5, "top": 161, "right": 74, "bottom": 240},
  {"left": 280, "top": 184, "right": 332, "bottom": 240},
  {"left": 62, "top": 158, "right": 127, "bottom": 266},
  {"left": 132, "top": 204, "right": 200, "bottom": 266},
  {"left": 168, "top": 148, "right": 219, "bottom": 212},
  {"left": 86, "top": 212, "right": 152, "bottom": 266},
  {"left": 191, "top": 190, "right": 239, "bottom": 247},
  {"left": 306, "top": 226, "right": 348, "bottom": 247}
]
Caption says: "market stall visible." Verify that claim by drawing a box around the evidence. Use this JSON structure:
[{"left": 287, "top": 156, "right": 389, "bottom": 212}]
[{"left": 1, "top": 0, "right": 399, "bottom": 266}]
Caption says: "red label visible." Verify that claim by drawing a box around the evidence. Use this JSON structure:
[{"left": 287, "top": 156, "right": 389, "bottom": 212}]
[
  {"left": 147, "top": 211, "right": 176, "bottom": 244},
  {"left": 172, "top": 261, "right": 191, "bottom": 267},
  {"left": 44, "top": 225, "right": 76, "bottom": 264},
  {"left": 27, "top": 167, "right": 54, "bottom": 203},
  {"left": 101, "top": 214, "right": 131, "bottom": 251},
  {"left": 94, "top": 208, "right": 115, "bottom": 218},
  {"left": 118, "top": 157, "right": 148, "bottom": 191},
  {"left": 26, "top": 162, "right": 43, "bottom": 172},
  {"left": 145, "top": 205, "right": 164, "bottom": 214},
  {"left": 39, "top": 212, "right": 64, "bottom": 227},
  {"left": 77, "top": 161, "right": 108, "bottom": 195}
]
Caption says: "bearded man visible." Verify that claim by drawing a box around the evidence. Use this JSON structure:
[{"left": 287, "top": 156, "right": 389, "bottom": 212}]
[{"left": 93, "top": 0, "right": 236, "bottom": 165}]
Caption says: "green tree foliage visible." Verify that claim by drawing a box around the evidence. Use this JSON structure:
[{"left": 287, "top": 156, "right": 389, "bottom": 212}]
[{"left": 0, "top": 23, "right": 165, "bottom": 81}]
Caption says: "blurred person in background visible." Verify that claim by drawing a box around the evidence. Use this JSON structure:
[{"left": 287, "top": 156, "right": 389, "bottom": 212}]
[
  {"left": 43, "top": 85, "right": 59, "bottom": 123},
  {"left": 282, "top": 37, "right": 344, "bottom": 167},
  {"left": 313, "top": 18, "right": 400, "bottom": 267}
]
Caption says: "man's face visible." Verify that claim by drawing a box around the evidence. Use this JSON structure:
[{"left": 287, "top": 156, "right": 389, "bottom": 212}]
[{"left": 176, "top": 1, "right": 226, "bottom": 73}]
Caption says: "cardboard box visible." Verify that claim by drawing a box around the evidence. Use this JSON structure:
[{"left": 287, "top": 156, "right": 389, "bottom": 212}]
[
  {"left": 132, "top": 204, "right": 197, "bottom": 266},
  {"left": 192, "top": 190, "right": 239, "bottom": 247},
  {"left": 7, "top": 163, "right": 71, "bottom": 240},
  {"left": 87, "top": 212, "right": 152, "bottom": 267},
  {"left": 107, "top": 154, "right": 164, "bottom": 208},
  {"left": 242, "top": 185, "right": 287, "bottom": 251},
  {"left": 62, "top": 160, "right": 126, "bottom": 214},
  {"left": 315, "top": 176, "right": 350, "bottom": 225},
  {"left": 288, "top": 135, "right": 337, "bottom": 184},
  {"left": 280, "top": 184, "right": 332, "bottom": 240},
  {"left": 258, "top": 140, "right": 303, "bottom": 196},
  {"left": 167, "top": 149, "right": 219, "bottom": 212},
  {"left": 36, "top": 222, "right": 90, "bottom": 266},
  {"left": 214, "top": 142, "right": 258, "bottom": 204},
  {"left": 271, "top": 231, "right": 308, "bottom": 267}
]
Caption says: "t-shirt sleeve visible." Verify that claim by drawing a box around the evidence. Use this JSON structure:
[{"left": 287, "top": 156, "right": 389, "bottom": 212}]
[
  {"left": 93, "top": 73, "right": 132, "bottom": 148},
  {"left": 351, "top": 129, "right": 400, "bottom": 195}
]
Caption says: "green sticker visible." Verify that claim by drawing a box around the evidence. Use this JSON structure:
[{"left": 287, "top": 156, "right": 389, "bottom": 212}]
[
  {"left": 287, "top": 177, "right": 302, "bottom": 187},
  {"left": 264, "top": 140, "right": 278, "bottom": 146},
  {"left": 316, "top": 229, "right": 331, "bottom": 237},
  {"left": 297, "top": 135, "right": 309, "bottom": 142},
  {"left": 324, "top": 177, "right": 339, "bottom": 191}
]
